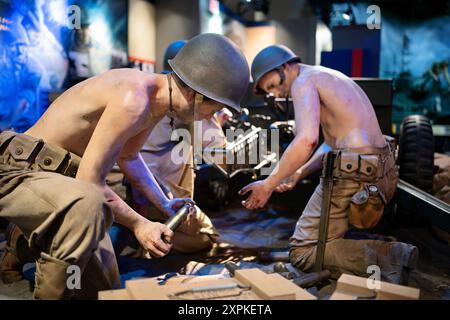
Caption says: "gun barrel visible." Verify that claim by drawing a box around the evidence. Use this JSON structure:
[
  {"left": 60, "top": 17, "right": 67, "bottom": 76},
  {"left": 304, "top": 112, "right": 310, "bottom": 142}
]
[{"left": 165, "top": 203, "right": 193, "bottom": 231}]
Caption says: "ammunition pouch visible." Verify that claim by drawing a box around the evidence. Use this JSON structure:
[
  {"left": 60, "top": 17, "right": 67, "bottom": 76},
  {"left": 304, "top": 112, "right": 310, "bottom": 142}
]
[
  {"left": 349, "top": 183, "right": 385, "bottom": 229},
  {"left": 329, "top": 137, "right": 397, "bottom": 229}
]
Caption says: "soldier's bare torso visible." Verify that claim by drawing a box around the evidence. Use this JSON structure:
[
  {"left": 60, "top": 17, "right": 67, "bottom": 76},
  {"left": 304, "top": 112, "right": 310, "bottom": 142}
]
[
  {"left": 26, "top": 68, "right": 163, "bottom": 156},
  {"left": 296, "top": 65, "right": 385, "bottom": 149}
]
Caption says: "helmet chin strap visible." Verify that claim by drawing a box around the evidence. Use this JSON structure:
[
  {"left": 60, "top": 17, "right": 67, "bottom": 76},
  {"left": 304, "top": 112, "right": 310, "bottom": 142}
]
[
  {"left": 192, "top": 92, "right": 204, "bottom": 171},
  {"left": 276, "top": 67, "right": 285, "bottom": 85},
  {"left": 285, "top": 95, "right": 290, "bottom": 121},
  {"left": 193, "top": 92, "right": 204, "bottom": 120},
  {"left": 167, "top": 73, "right": 176, "bottom": 134},
  {"left": 277, "top": 65, "right": 297, "bottom": 121},
  {"left": 167, "top": 74, "right": 204, "bottom": 173},
  {"left": 167, "top": 72, "right": 205, "bottom": 125},
  {"left": 275, "top": 67, "right": 289, "bottom": 118}
]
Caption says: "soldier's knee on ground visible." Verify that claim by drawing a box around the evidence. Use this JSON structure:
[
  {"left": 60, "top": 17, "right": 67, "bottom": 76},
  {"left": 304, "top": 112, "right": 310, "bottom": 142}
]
[
  {"left": 289, "top": 246, "right": 315, "bottom": 272},
  {"left": 376, "top": 241, "right": 419, "bottom": 284}
]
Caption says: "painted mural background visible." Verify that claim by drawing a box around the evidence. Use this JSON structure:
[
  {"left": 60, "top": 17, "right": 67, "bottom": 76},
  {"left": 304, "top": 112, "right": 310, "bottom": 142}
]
[
  {"left": 350, "top": 2, "right": 450, "bottom": 125},
  {"left": 0, "top": 0, "right": 128, "bottom": 132},
  {"left": 0, "top": 1, "right": 448, "bottom": 133},
  {"left": 381, "top": 14, "right": 450, "bottom": 125}
]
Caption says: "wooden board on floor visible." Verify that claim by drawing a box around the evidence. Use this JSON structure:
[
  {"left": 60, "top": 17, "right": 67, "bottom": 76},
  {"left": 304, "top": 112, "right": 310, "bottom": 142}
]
[
  {"left": 376, "top": 281, "right": 421, "bottom": 300},
  {"left": 328, "top": 292, "right": 356, "bottom": 300},
  {"left": 100, "top": 268, "right": 317, "bottom": 300},
  {"left": 126, "top": 278, "right": 169, "bottom": 300},
  {"left": 330, "top": 274, "right": 420, "bottom": 300},
  {"left": 126, "top": 277, "right": 258, "bottom": 300},
  {"left": 163, "top": 274, "right": 227, "bottom": 286},
  {"left": 98, "top": 289, "right": 131, "bottom": 300},
  {"left": 234, "top": 268, "right": 316, "bottom": 300}
]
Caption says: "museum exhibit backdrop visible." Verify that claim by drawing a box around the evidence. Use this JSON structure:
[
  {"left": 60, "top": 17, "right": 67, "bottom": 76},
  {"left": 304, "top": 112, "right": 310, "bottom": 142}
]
[
  {"left": 1, "top": 1, "right": 449, "bottom": 133},
  {"left": 0, "top": 0, "right": 128, "bottom": 132},
  {"left": 321, "top": 2, "right": 450, "bottom": 127},
  {"left": 380, "top": 11, "right": 450, "bottom": 126}
]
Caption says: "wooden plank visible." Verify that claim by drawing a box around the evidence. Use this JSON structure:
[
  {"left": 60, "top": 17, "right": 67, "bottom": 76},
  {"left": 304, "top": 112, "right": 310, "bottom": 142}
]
[
  {"left": 377, "top": 282, "right": 420, "bottom": 300},
  {"left": 335, "top": 274, "right": 376, "bottom": 298},
  {"left": 235, "top": 268, "right": 293, "bottom": 299},
  {"left": 329, "top": 292, "right": 355, "bottom": 300},
  {"left": 164, "top": 274, "right": 226, "bottom": 286},
  {"left": 126, "top": 278, "right": 168, "bottom": 300},
  {"left": 124, "top": 270, "right": 317, "bottom": 300},
  {"left": 126, "top": 277, "right": 243, "bottom": 300},
  {"left": 164, "top": 279, "right": 246, "bottom": 300},
  {"left": 266, "top": 274, "right": 316, "bottom": 300},
  {"left": 234, "top": 268, "right": 315, "bottom": 300},
  {"left": 334, "top": 274, "right": 420, "bottom": 300},
  {"left": 98, "top": 289, "right": 131, "bottom": 300}
]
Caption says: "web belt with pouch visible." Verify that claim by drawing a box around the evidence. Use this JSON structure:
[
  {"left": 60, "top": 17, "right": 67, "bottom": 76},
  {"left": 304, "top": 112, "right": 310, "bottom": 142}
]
[
  {"left": 0, "top": 131, "right": 81, "bottom": 178},
  {"left": 330, "top": 137, "right": 396, "bottom": 229}
]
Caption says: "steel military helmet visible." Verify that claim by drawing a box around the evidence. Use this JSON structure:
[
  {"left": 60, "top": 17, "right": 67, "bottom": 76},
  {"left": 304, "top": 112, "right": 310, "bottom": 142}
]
[
  {"left": 163, "top": 40, "right": 187, "bottom": 72},
  {"left": 251, "top": 45, "right": 301, "bottom": 95},
  {"left": 168, "top": 33, "right": 250, "bottom": 112}
]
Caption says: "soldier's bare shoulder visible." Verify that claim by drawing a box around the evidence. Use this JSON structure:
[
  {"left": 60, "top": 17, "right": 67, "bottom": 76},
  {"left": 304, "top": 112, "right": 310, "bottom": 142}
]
[
  {"left": 293, "top": 65, "right": 326, "bottom": 88},
  {"left": 63, "top": 69, "right": 157, "bottom": 112},
  {"left": 300, "top": 65, "right": 344, "bottom": 83},
  {"left": 94, "top": 68, "right": 156, "bottom": 91}
]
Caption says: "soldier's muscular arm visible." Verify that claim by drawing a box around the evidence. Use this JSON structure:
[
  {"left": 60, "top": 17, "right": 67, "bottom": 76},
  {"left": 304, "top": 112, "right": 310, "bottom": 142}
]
[
  {"left": 275, "top": 143, "right": 331, "bottom": 193},
  {"left": 298, "top": 142, "right": 331, "bottom": 178},
  {"left": 239, "top": 78, "right": 321, "bottom": 209},
  {"left": 265, "top": 78, "right": 321, "bottom": 188},
  {"left": 75, "top": 87, "right": 173, "bottom": 256},
  {"left": 117, "top": 129, "right": 194, "bottom": 218}
]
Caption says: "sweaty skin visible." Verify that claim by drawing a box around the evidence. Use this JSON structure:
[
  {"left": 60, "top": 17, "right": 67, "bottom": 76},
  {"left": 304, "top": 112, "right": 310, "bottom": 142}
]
[
  {"left": 25, "top": 68, "right": 220, "bottom": 257},
  {"left": 240, "top": 64, "right": 386, "bottom": 209}
]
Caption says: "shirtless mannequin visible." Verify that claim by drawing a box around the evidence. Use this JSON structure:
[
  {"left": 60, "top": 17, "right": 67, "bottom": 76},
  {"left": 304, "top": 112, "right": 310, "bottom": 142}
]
[
  {"left": 239, "top": 64, "right": 387, "bottom": 205},
  {"left": 0, "top": 33, "right": 249, "bottom": 298},
  {"left": 109, "top": 40, "right": 227, "bottom": 256},
  {"left": 239, "top": 45, "right": 418, "bottom": 284},
  {"left": 25, "top": 68, "right": 212, "bottom": 252}
]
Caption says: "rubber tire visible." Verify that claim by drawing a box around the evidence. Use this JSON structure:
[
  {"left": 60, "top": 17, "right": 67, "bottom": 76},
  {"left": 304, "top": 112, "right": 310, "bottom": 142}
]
[{"left": 398, "top": 115, "right": 434, "bottom": 194}]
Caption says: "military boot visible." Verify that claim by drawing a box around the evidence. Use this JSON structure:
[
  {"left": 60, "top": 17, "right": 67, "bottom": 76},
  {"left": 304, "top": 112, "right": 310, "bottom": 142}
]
[
  {"left": 1, "top": 223, "right": 35, "bottom": 283},
  {"left": 378, "top": 242, "right": 419, "bottom": 285}
]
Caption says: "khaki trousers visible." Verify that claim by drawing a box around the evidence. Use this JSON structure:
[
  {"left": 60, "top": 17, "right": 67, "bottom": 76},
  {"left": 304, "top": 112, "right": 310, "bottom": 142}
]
[
  {"left": 290, "top": 139, "right": 399, "bottom": 279},
  {"left": 0, "top": 131, "right": 120, "bottom": 299}
]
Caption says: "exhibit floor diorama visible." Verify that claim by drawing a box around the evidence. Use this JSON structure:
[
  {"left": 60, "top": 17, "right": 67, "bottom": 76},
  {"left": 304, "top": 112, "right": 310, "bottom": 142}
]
[
  {"left": 1, "top": 0, "right": 450, "bottom": 304},
  {"left": 0, "top": 153, "right": 449, "bottom": 300}
]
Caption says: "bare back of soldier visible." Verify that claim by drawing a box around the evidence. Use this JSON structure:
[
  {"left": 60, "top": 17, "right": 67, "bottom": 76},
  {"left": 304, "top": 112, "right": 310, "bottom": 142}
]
[
  {"left": 26, "top": 68, "right": 162, "bottom": 159},
  {"left": 288, "top": 64, "right": 386, "bottom": 150}
]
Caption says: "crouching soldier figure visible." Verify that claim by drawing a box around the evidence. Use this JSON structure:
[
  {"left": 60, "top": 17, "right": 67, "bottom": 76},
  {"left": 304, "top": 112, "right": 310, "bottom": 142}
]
[
  {"left": 0, "top": 33, "right": 249, "bottom": 298},
  {"left": 239, "top": 45, "right": 418, "bottom": 284}
]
